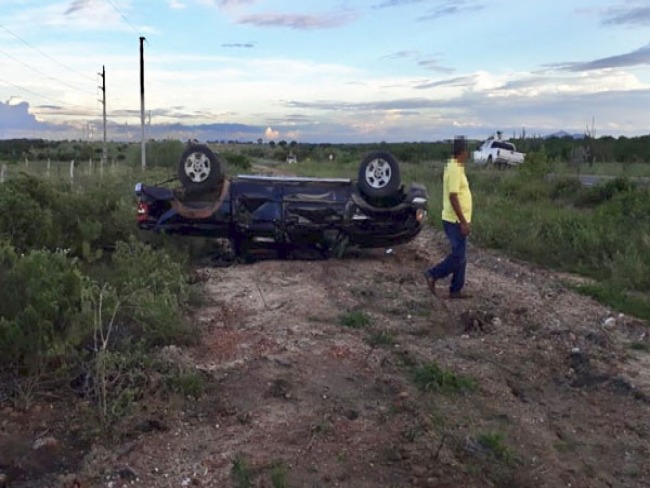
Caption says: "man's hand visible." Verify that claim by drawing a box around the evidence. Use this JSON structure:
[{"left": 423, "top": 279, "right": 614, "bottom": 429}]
[{"left": 449, "top": 193, "right": 471, "bottom": 236}]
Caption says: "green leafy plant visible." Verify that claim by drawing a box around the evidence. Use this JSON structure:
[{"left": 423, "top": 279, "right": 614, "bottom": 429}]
[
  {"left": 270, "top": 462, "right": 288, "bottom": 488},
  {"left": 477, "top": 431, "right": 516, "bottom": 462},
  {"left": 412, "top": 362, "right": 477, "bottom": 394},
  {"left": 339, "top": 310, "right": 372, "bottom": 329},
  {"left": 0, "top": 243, "right": 88, "bottom": 378},
  {"left": 366, "top": 329, "right": 395, "bottom": 347},
  {"left": 232, "top": 454, "right": 252, "bottom": 488}
]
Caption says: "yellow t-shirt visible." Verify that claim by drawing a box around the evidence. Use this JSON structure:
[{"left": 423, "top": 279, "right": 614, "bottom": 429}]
[{"left": 441, "top": 158, "right": 472, "bottom": 224}]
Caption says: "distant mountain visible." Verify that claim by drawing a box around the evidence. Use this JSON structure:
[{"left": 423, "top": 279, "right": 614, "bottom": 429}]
[{"left": 544, "top": 131, "right": 585, "bottom": 140}]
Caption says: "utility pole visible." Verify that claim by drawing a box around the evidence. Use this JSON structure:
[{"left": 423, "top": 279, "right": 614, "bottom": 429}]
[
  {"left": 139, "top": 36, "right": 146, "bottom": 171},
  {"left": 98, "top": 65, "right": 107, "bottom": 171}
]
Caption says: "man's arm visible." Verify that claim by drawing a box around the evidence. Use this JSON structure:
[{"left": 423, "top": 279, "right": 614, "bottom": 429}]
[{"left": 449, "top": 193, "right": 471, "bottom": 236}]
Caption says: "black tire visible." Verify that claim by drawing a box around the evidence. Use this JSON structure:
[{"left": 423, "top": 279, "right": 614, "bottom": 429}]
[
  {"left": 487, "top": 155, "right": 493, "bottom": 169},
  {"left": 357, "top": 151, "right": 401, "bottom": 199},
  {"left": 177, "top": 144, "right": 224, "bottom": 193}
]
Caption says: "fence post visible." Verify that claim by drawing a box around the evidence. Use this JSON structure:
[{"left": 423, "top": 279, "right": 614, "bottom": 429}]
[
  {"left": 0, "top": 163, "right": 6, "bottom": 183},
  {"left": 25, "top": 155, "right": 29, "bottom": 170},
  {"left": 70, "top": 160, "right": 75, "bottom": 180},
  {"left": 47, "top": 158, "right": 51, "bottom": 178},
  {"left": 89, "top": 157, "right": 93, "bottom": 176}
]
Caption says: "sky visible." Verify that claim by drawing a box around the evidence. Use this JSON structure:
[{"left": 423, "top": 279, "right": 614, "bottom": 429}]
[{"left": 1, "top": 0, "right": 650, "bottom": 143}]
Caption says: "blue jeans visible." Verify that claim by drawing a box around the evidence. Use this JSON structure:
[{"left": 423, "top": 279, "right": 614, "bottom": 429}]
[{"left": 426, "top": 221, "right": 467, "bottom": 293}]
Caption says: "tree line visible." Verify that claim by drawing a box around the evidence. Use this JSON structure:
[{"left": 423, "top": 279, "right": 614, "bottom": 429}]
[{"left": 1, "top": 134, "right": 649, "bottom": 165}]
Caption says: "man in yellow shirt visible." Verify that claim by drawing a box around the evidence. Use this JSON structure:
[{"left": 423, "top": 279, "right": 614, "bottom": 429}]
[{"left": 425, "top": 136, "right": 473, "bottom": 299}]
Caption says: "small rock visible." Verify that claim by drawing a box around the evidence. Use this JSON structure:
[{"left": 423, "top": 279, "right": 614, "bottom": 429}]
[
  {"left": 136, "top": 418, "right": 168, "bottom": 433},
  {"left": 118, "top": 466, "right": 138, "bottom": 481},
  {"left": 603, "top": 317, "right": 616, "bottom": 328},
  {"left": 343, "top": 409, "right": 359, "bottom": 420},
  {"left": 398, "top": 391, "right": 409, "bottom": 399},
  {"left": 32, "top": 436, "right": 59, "bottom": 451}
]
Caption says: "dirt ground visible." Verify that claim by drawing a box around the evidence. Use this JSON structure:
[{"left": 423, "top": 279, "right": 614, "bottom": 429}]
[{"left": 2, "top": 227, "right": 650, "bottom": 488}]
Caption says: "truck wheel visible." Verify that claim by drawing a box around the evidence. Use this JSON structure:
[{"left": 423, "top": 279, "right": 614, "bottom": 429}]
[
  {"left": 178, "top": 144, "right": 224, "bottom": 193},
  {"left": 357, "top": 151, "right": 401, "bottom": 200},
  {"left": 487, "top": 156, "right": 493, "bottom": 169}
]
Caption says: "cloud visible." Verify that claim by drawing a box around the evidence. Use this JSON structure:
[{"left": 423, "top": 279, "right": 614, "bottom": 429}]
[
  {"left": 414, "top": 74, "right": 477, "bottom": 89},
  {"left": 219, "top": 0, "right": 256, "bottom": 8},
  {"left": 168, "top": 0, "right": 187, "bottom": 9},
  {"left": 265, "top": 126, "right": 280, "bottom": 139},
  {"left": 547, "top": 43, "right": 650, "bottom": 71},
  {"left": 417, "top": 58, "right": 455, "bottom": 73},
  {"left": 0, "top": 99, "right": 40, "bottom": 130},
  {"left": 382, "top": 50, "right": 419, "bottom": 60},
  {"left": 64, "top": 0, "right": 91, "bottom": 15},
  {"left": 373, "top": 0, "right": 427, "bottom": 8},
  {"left": 602, "top": 5, "right": 650, "bottom": 26},
  {"left": 221, "top": 42, "right": 256, "bottom": 48},
  {"left": 236, "top": 11, "right": 359, "bottom": 29},
  {"left": 417, "top": 0, "right": 485, "bottom": 21}
]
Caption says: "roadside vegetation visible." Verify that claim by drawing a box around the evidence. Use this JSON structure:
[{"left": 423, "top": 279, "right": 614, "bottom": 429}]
[{"left": 0, "top": 164, "right": 206, "bottom": 430}]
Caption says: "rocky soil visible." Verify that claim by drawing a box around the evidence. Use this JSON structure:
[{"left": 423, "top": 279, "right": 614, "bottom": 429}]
[{"left": 1, "top": 227, "right": 649, "bottom": 488}]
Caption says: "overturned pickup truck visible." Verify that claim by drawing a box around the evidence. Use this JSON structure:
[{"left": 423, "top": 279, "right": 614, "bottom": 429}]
[{"left": 135, "top": 144, "right": 428, "bottom": 258}]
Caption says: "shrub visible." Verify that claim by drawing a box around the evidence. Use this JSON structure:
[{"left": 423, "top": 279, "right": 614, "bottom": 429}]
[
  {"left": 574, "top": 177, "right": 636, "bottom": 207},
  {"left": 550, "top": 177, "right": 583, "bottom": 201},
  {"left": 477, "top": 431, "right": 516, "bottom": 462},
  {"left": 0, "top": 175, "right": 135, "bottom": 259},
  {"left": 339, "top": 310, "right": 372, "bottom": 329},
  {"left": 0, "top": 178, "right": 56, "bottom": 252},
  {"left": 126, "top": 140, "right": 185, "bottom": 168},
  {"left": 0, "top": 243, "right": 89, "bottom": 376},
  {"left": 222, "top": 151, "right": 253, "bottom": 172},
  {"left": 517, "top": 148, "right": 553, "bottom": 178},
  {"left": 105, "top": 238, "right": 192, "bottom": 346},
  {"left": 412, "top": 361, "right": 477, "bottom": 394}
]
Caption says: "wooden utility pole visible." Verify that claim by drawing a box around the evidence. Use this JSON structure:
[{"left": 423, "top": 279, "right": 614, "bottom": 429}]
[
  {"left": 99, "top": 66, "right": 107, "bottom": 173},
  {"left": 139, "top": 36, "right": 146, "bottom": 170}
]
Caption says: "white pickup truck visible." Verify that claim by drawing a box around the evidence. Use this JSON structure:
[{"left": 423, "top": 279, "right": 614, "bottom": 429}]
[{"left": 472, "top": 137, "right": 525, "bottom": 167}]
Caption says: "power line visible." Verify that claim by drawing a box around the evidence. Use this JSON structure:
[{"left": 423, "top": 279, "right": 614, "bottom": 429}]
[
  {"left": 0, "top": 75, "right": 96, "bottom": 113},
  {"left": 0, "top": 49, "right": 96, "bottom": 96},
  {"left": 104, "top": 0, "right": 142, "bottom": 36},
  {"left": 0, "top": 24, "right": 95, "bottom": 82}
]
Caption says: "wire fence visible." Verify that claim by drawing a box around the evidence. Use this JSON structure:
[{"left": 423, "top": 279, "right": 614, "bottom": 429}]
[{"left": 0, "top": 157, "right": 131, "bottom": 187}]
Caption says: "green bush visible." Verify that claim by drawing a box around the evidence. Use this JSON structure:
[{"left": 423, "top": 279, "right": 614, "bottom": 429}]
[
  {"left": 222, "top": 151, "right": 253, "bottom": 172},
  {"left": 575, "top": 177, "right": 636, "bottom": 207},
  {"left": 339, "top": 310, "right": 372, "bottom": 329},
  {"left": 549, "top": 177, "right": 584, "bottom": 201},
  {"left": 412, "top": 361, "right": 477, "bottom": 394},
  {"left": 126, "top": 140, "right": 185, "bottom": 168},
  {"left": 105, "top": 238, "right": 192, "bottom": 346},
  {"left": 516, "top": 148, "right": 553, "bottom": 178},
  {"left": 0, "top": 243, "right": 89, "bottom": 376},
  {"left": 0, "top": 175, "right": 135, "bottom": 259}
]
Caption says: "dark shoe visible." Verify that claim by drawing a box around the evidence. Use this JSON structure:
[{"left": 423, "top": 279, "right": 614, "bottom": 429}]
[
  {"left": 449, "top": 291, "right": 472, "bottom": 299},
  {"left": 424, "top": 272, "right": 437, "bottom": 296}
]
